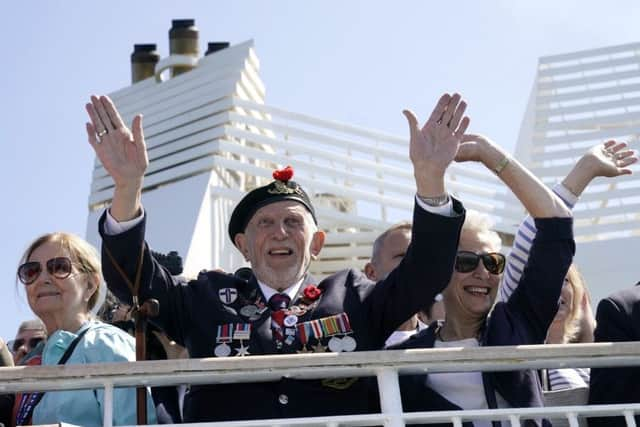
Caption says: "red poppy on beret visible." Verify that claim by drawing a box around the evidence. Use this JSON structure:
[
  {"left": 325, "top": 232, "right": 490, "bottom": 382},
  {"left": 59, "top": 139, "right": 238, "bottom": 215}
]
[{"left": 273, "top": 165, "right": 294, "bottom": 182}]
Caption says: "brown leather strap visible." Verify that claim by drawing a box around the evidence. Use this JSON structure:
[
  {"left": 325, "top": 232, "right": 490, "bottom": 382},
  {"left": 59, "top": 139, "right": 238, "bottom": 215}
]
[
  {"left": 103, "top": 242, "right": 149, "bottom": 425},
  {"left": 103, "top": 243, "right": 145, "bottom": 308}
]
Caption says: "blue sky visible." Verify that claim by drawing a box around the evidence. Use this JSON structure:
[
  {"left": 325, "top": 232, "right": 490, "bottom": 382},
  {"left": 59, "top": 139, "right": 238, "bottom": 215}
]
[{"left": 1, "top": 1, "right": 639, "bottom": 340}]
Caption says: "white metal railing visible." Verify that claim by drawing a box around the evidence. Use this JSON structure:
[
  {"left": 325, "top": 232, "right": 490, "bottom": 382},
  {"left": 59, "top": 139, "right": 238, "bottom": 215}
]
[{"left": 1, "top": 342, "right": 639, "bottom": 427}]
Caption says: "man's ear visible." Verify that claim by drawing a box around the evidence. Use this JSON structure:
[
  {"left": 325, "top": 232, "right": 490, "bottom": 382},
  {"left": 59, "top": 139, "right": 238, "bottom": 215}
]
[
  {"left": 310, "top": 230, "right": 325, "bottom": 259},
  {"left": 234, "top": 233, "right": 251, "bottom": 261},
  {"left": 364, "top": 262, "right": 377, "bottom": 281}
]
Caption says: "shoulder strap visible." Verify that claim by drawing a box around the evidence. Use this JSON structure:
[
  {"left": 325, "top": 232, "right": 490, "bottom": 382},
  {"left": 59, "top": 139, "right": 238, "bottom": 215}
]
[
  {"left": 17, "top": 327, "right": 91, "bottom": 425},
  {"left": 57, "top": 327, "right": 91, "bottom": 365}
]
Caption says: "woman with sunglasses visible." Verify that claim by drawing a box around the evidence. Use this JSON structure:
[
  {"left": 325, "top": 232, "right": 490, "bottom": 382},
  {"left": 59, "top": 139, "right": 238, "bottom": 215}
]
[
  {"left": 14, "top": 232, "right": 155, "bottom": 426},
  {"left": 391, "top": 130, "right": 574, "bottom": 427}
]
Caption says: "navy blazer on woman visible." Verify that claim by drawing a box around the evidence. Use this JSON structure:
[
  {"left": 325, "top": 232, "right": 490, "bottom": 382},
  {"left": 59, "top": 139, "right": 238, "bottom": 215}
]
[
  {"left": 588, "top": 284, "right": 640, "bottom": 427},
  {"left": 99, "top": 200, "right": 465, "bottom": 422},
  {"left": 391, "top": 217, "right": 575, "bottom": 427}
]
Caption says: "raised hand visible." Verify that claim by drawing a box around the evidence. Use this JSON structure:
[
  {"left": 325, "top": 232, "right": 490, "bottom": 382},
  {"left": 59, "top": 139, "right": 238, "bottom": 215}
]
[
  {"left": 581, "top": 140, "right": 638, "bottom": 178},
  {"left": 86, "top": 95, "right": 148, "bottom": 189},
  {"left": 403, "top": 93, "right": 470, "bottom": 196},
  {"left": 562, "top": 140, "right": 638, "bottom": 197},
  {"left": 85, "top": 95, "right": 148, "bottom": 221}
]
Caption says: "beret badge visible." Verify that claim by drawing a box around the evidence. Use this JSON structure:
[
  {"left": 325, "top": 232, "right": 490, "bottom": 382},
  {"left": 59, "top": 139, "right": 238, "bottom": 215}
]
[{"left": 268, "top": 166, "right": 303, "bottom": 196}]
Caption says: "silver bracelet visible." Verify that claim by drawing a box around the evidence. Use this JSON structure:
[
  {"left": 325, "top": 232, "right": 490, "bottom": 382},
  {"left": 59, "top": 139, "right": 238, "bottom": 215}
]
[{"left": 417, "top": 193, "right": 450, "bottom": 207}]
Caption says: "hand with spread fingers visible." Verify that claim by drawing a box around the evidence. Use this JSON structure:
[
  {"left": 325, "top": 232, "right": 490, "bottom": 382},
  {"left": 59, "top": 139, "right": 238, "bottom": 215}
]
[
  {"left": 561, "top": 140, "right": 638, "bottom": 197},
  {"left": 85, "top": 95, "right": 148, "bottom": 221},
  {"left": 584, "top": 140, "right": 638, "bottom": 178},
  {"left": 403, "top": 93, "right": 470, "bottom": 197}
]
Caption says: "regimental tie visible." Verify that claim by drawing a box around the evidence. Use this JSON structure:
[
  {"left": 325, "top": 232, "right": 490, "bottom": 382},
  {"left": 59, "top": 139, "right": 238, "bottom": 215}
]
[{"left": 268, "top": 293, "right": 292, "bottom": 349}]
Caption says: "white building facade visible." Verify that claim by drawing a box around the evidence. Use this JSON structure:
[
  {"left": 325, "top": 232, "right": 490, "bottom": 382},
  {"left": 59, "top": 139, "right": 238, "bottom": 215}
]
[{"left": 86, "top": 40, "right": 639, "bottom": 302}]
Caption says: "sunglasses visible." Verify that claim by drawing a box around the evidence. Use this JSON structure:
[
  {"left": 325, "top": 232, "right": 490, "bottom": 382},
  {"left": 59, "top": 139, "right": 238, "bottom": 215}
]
[
  {"left": 8, "top": 337, "right": 45, "bottom": 353},
  {"left": 17, "top": 257, "right": 76, "bottom": 285},
  {"left": 455, "top": 251, "right": 506, "bottom": 275}
]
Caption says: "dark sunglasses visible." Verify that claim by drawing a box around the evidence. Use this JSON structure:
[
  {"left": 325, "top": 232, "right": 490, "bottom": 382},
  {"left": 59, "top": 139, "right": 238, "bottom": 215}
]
[
  {"left": 455, "top": 251, "right": 506, "bottom": 275},
  {"left": 17, "top": 257, "right": 75, "bottom": 285},
  {"left": 8, "top": 337, "right": 45, "bottom": 353}
]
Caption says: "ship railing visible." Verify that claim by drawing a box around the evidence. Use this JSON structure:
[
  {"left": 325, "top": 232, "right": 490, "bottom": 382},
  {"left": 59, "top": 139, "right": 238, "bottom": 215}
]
[{"left": 1, "top": 342, "right": 639, "bottom": 427}]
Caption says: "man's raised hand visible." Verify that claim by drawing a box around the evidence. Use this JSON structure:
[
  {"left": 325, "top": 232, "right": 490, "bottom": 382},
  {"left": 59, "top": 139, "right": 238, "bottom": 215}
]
[
  {"left": 86, "top": 95, "right": 148, "bottom": 190},
  {"left": 403, "top": 93, "right": 470, "bottom": 197}
]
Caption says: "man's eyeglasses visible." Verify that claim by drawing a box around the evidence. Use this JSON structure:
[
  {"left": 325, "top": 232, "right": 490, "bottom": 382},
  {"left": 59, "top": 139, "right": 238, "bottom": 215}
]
[
  {"left": 17, "top": 257, "right": 76, "bottom": 285},
  {"left": 455, "top": 251, "right": 506, "bottom": 275},
  {"left": 8, "top": 337, "right": 45, "bottom": 353}
]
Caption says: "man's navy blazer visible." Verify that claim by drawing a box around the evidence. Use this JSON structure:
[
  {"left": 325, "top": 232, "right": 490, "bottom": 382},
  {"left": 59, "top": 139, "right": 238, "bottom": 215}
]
[
  {"left": 99, "top": 200, "right": 465, "bottom": 422},
  {"left": 588, "top": 284, "right": 640, "bottom": 427}
]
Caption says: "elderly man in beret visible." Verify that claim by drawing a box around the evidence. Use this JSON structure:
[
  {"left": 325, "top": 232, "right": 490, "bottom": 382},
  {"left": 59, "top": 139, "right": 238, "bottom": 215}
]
[{"left": 86, "top": 92, "right": 469, "bottom": 423}]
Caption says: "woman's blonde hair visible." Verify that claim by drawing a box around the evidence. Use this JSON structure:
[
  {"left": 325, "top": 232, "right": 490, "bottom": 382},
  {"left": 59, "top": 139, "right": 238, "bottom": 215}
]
[
  {"left": 562, "top": 263, "right": 587, "bottom": 343},
  {"left": 19, "top": 232, "right": 103, "bottom": 312}
]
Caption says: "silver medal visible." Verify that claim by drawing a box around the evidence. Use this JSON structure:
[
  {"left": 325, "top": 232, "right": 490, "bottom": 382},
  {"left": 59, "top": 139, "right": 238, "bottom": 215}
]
[
  {"left": 240, "top": 305, "right": 258, "bottom": 317},
  {"left": 328, "top": 337, "right": 343, "bottom": 352},
  {"left": 214, "top": 343, "right": 231, "bottom": 357},
  {"left": 341, "top": 336, "right": 357, "bottom": 352}
]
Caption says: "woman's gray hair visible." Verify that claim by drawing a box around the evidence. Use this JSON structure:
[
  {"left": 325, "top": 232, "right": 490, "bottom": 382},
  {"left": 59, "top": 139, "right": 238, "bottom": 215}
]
[{"left": 461, "top": 210, "right": 502, "bottom": 251}]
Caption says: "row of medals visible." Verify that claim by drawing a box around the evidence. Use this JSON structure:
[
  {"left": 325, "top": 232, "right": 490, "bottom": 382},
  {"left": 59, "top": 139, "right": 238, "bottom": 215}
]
[{"left": 214, "top": 295, "right": 357, "bottom": 356}]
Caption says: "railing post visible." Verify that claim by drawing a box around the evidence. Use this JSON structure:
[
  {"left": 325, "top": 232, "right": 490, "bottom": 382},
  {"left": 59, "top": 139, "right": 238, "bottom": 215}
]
[
  {"left": 509, "top": 414, "right": 521, "bottom": 427},
  {"left": 103, "top": 381, "right": 114, "bottom": 427},
  {"left": 566, "top": 412, "right": 580, "bottom": 427},
  {"left": 624, "top": 411, "right": 637, "bottom": 427},
  {"left": 376, "top": 368, "right": 404, "bottom": 427}
]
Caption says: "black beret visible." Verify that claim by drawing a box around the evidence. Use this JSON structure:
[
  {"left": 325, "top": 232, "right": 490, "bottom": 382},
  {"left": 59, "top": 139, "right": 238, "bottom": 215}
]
[{"left": 228, "top": 166, "right": 317, "bottom": 244}]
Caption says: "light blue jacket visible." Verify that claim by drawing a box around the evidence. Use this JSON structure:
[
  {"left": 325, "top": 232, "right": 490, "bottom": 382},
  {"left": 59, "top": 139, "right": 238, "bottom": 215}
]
[{"left": 32, "top": 321, "right": 156, "bottom": 427}]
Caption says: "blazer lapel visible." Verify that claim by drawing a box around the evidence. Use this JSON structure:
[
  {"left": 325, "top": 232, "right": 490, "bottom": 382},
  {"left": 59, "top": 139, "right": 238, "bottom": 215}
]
[
  {"left": 292, "top": 274, "right": 322, "bottom": 323},
  {"left": 243, "top": 276, "right": 275, "bottom": 355}
]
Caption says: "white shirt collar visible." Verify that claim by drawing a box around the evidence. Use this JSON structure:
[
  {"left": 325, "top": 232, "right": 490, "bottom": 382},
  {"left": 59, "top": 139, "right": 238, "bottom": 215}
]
[{"left": 257, "top": 277, "right": 305, "bottom": 302}]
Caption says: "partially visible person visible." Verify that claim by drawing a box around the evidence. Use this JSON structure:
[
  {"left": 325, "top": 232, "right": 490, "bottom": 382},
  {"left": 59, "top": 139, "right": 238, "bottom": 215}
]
[
  {"left": 97, "top": 289, "right": 132, "bottom": 325},
  {"left": 7, "top": 319, "right": 47, "bottom": 365},
  {"left": 393, "top": 130, "right": 575, "bottom": 427},
  {"left": 0, "top": 338, "right": 13, "bottom": 427},
  {"left": 541, "top": 265, "right": 591, "bottom": 388},
  {"left": 364, "top": 222, "right": 427, "bottom": 347},
  {"left": 13, "top": 232, "right": 155, "bottom": 426},
  {"left": 0, "top": 338, "right": 12, "bottom": 367},
  {"left": 499, "top": 140, "right": 636, "bottom": 393},
  {"left": 588, "top": 282, "right": 640, "bottom": 427}
]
